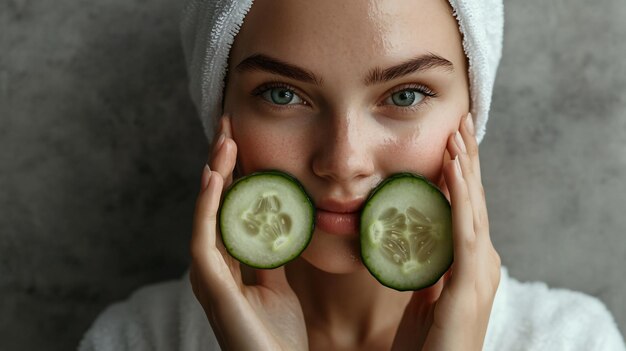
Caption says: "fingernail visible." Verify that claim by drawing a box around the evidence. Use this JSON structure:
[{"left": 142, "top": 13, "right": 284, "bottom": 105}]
[
  {"left": 216, "top": 133, "right": 226, "bottom": 149},
  {"left": 201, "top": 164, "right": 211, "bottom": 190},
  {"left": 465, "top": 112, "right": 474, "bottom": 136},
  {"left": 455, "top": 131, "right": 467, "bottom": 153},
  {"left": 454, "top": 155, "right": 462, "bottom": 176}
]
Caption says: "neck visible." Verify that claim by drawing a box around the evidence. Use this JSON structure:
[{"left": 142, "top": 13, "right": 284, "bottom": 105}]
[{"left": 285, "top": 258, "right": 412, "bottom": 348}]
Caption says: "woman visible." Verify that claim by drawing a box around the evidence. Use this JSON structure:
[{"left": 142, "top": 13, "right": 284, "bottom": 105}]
[{"left": 79, "top": 0, "right": 625, "bottom": 350}]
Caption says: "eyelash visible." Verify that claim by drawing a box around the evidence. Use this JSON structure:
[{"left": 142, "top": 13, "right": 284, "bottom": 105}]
[
  {"left": 250, "top": 81, "right": 439, "bottom": 112},
  {"left": 385, "top": 84, "right": 438, "bottom": 112},
  {"left": 251, "top": 81, "right": 309, "bottom": 111}
]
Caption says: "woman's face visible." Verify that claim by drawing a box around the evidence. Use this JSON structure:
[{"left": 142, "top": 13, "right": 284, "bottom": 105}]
[{"left": 223, "top": 0, "right": 469, "bottom": 274}]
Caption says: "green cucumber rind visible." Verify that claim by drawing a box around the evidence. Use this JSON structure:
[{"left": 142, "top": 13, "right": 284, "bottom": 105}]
[
  {"left": 219, "top": 170, "right": 315, "bottom": 269},
  {"left": 359, "top": 173, "right": 454, "bottom": 291}
]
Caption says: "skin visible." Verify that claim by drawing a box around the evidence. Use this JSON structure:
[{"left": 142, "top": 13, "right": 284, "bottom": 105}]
[{"left": 189, "top": 0, "right": 501, "bottom": 350}]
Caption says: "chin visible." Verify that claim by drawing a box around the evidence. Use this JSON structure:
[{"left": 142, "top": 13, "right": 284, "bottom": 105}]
[{"left": 299, "top": 229, "right": 366, "bottom": 274}]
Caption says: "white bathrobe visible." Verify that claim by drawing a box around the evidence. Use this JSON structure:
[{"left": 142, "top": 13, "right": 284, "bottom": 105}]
[{"left": 78, "top": 266, "right": 625, "bottom": 350}]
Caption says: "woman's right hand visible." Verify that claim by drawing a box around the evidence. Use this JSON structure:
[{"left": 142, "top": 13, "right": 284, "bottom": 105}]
[{"left": 189, "top": 115, "right": 309, "bottom": 351}]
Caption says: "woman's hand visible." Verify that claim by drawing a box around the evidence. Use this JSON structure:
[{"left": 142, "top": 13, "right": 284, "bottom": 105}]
[
  {"left": 189, "top": 115, "right": 308, "bottom": 351},
  {"left": 392, "top": 113, "right": 502, "bottom": 351}
]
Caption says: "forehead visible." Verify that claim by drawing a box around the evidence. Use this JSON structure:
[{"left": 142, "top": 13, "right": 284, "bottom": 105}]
[{"left": 229, "top": 0, "right": 466, "bottom": 78}]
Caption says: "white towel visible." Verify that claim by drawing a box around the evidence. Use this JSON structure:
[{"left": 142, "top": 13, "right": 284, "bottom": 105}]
[
  {"left": 78, "top": 266, "right": 626, "bottom": 350},
  {"left": 180, "top": 0, "right": 254, "bottom": 142},
  {"left": 180, "top": 0, "right": 503, "bottom": 144}
]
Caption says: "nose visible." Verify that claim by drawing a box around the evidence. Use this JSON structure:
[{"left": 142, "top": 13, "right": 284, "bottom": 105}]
[{"left": 311, "top": 111, "right": 375, "bottom": 184}]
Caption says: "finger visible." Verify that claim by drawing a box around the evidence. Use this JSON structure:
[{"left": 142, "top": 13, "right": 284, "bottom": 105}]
[
  {"left": 442, "top": 155, "right": 477, "bottom": 290},
  {"left": 207, "top": 124, "right": 243, "bottom": 284},
  {"left": 449, "top": 118, "right": 500, "bottom": 292},
  {"left": 210, "top": 115, "right": 237, "bottom": 187},
  {"left": 191, "top": 166, "right": 242, "bottom": 293},
  {"left": 192, "top": 165, "right": 223, "bottom": 249},
  {"left": 209, "top": 117, "right": 225, "bottom": 158},
  {"left": 255, "top": 266, "right": 291, "bottom": 291},
  {"left": 448, "top": 121, "right": 490, "bottom": 242},
  {"left": 436, "top": 149, "right": 453, "bottom": 202},
  {"left": 459, "top": 114, "right": 491, "bottom": 244},
  {"left": 460, "top": 113, "right": 481, "bottom": 181},
  {"left": 204, "top": 120, "right": 243, "bottom": 286}
]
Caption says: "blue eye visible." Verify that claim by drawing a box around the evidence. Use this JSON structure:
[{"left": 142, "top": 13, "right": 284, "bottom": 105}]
[
  {"left": 260, "top": 87, "right": 305, "bottom": 105},
  {"left": 386, "top": 89, "right": 425, "bottom": 107}
]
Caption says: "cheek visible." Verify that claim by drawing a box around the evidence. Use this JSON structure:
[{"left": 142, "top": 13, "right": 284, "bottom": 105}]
[
  {"left": 382, "top": 140, "right": 444, "bottom": 181},
  {"left": 377, "top": 121, "right": 451, "bottom": 183},
  {"left": 232, "top": 117, "right": 309, "bottom": 175}
]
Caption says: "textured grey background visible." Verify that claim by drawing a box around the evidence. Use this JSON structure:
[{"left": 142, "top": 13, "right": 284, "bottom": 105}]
[{"left": 1, "top": 0, "right": 625, "bottom": 350}]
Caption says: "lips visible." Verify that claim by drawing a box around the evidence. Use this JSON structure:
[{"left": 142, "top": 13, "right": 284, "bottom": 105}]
[{"left": 315, "top": 198, "right": 364, "bottom": 236}]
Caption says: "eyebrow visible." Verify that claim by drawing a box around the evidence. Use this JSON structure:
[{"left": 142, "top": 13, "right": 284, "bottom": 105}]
[
  {"left": 365, "top": 53, "right": 454, "bottom": 85},
  {"left": 235, "top": 53, "right": 454, "bottom": 86}
]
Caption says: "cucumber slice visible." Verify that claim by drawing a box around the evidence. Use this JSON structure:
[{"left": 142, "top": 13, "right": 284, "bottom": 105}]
[
  {"left": 360, "top": 173, "right": 453, "bottom": 291},
  {"left": 219, "top": 171, "right": 315, "bottom": 269}
]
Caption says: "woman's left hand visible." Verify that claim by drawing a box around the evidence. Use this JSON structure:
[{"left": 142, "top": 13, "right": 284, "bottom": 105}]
[{"left": 392, "top": 113, "right": 501, "bottom": 351}]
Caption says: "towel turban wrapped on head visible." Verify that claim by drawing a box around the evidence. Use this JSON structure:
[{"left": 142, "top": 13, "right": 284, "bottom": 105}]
[{"left": 180, "top": 0, "right": 504, "bottom": 144}]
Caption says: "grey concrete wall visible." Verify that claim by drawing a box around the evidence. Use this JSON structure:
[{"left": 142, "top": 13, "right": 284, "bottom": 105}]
[{"left": 1, "top": 0, "right": 625, "bottom": 350}]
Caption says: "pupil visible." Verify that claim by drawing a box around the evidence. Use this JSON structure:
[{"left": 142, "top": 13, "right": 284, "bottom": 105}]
[
  {"left": 392, "top": 90, "right": 416, "bottom": 106},
  {"left": 272, "top": 89, "right": 293, "bottom": 104}
]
